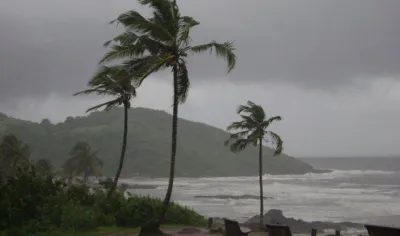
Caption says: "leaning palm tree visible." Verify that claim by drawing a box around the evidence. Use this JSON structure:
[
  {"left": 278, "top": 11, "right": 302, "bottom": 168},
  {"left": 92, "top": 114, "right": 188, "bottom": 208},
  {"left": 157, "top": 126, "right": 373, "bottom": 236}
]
[
  {"left": 67, "top": 142, "right": 103, "bottom": 184},
  {"left": 225, "top": 101, "right": 283, "bottom": 229},
  {"left": 100, "top": 1, "right": 236, "bottom": 231},
  {"left": 74, "top": 66, "right": 136, "bottom": 198}
]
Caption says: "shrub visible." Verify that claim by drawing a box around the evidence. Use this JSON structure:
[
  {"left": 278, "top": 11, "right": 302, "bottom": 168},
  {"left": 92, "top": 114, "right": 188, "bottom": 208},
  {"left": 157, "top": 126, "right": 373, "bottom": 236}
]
[
  {"left": 60, "top": 203, "right": 99, "bottom": 231},
  {"left": 114, "top": 195, "right": 206, "bottom": 227},
  {"left": 0, "top": 167, "right": 206, "bottom": 234},
  {"left": 97, "top": 213, "right": 116, "bottom": 227},
  {"left": 0, "top": 167, "right": 66, "bottom": 231}
]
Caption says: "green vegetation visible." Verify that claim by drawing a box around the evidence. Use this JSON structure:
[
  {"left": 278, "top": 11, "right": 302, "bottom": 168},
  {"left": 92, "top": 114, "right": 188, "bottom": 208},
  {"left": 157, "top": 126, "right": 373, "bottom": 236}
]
[
  {"left": 225, "top": 101, "right": 283, "bottom": 228},
  {"left": 0, "top": 108, "right": 315, "bottom": 178},
  {"left": 0, "top": 136, "right": 206, "bottom": 236},
  {"left": 100, "top": 0, "right": 236, "bottom": 232}
]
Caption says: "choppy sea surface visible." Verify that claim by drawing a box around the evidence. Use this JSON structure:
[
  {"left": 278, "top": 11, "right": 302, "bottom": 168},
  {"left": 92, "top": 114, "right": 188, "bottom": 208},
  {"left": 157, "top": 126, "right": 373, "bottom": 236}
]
[{"left": 122, "top": 157, "right": 400, "bottom": 235}]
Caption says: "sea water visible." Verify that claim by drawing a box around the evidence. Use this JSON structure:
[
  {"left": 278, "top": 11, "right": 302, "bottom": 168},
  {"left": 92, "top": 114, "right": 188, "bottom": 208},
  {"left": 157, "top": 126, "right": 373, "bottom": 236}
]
[{"left": 122, "top": 157, "right": 400, "bottom": 235}]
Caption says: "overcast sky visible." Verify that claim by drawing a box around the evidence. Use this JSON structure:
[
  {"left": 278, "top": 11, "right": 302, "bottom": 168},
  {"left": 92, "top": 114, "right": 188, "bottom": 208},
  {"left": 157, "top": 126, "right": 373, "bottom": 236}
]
[{"left": 1, "top": 0, "right": 400, "bottom": 157}]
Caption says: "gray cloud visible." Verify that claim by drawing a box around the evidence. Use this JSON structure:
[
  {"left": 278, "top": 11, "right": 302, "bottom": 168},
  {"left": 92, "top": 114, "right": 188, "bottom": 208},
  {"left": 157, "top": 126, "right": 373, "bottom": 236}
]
[
  {"left": 1, "top": 0, "right": 400, "bottom": 102},
  {"left": 1, "top": 0, "right": 400, "bottom": 157}
]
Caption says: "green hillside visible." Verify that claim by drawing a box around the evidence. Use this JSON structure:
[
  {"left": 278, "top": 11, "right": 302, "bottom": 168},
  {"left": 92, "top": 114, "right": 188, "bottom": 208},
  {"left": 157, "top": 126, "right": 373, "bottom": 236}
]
[{"left": 0, "top": 108, "right": 316, "bottom": 177}]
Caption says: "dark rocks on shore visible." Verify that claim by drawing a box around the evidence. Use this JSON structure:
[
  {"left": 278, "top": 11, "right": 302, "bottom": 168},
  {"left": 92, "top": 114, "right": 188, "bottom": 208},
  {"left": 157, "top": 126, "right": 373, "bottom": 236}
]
[
  {"left": 194, "top": 194, "right": 274, "bottom": 200},
  {"left": 244, "top": 209, "right": 363, "bottom": 234}
]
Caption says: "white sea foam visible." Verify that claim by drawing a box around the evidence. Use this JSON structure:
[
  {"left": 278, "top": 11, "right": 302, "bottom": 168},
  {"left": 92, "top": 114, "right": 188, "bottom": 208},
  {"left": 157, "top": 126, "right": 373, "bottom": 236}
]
[{"left": 124, "top": 169, "right": 400, "bottom": 226}]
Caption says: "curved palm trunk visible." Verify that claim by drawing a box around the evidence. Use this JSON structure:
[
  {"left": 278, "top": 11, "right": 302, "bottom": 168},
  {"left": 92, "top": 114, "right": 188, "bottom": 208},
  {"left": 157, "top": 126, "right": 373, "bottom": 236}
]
[
  {"left": 140, "top": 65, "right": 178, "bottom": 236},
  {"left": 160, "top": 64, "right": 179, "bottom": 221},
  {"left": 259, "top": 137, "right": 264, "bottom": 228},
  {"left": 107, "top": 104, "right": 129, "bottom": 199}
]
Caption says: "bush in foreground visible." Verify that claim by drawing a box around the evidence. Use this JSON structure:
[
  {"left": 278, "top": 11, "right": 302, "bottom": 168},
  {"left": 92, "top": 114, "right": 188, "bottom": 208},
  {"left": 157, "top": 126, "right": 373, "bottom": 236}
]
[{"left": 0, "top": 168, "right": 206, "bottom": 235}]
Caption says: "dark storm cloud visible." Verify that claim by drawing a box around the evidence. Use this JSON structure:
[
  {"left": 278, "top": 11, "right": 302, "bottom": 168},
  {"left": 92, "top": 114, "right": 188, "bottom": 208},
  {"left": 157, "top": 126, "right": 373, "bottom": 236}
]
[
  {"left": 187, "top": 1, "right": 400, "bottom": 88},
  {"left": 1, "top": 0, "right": 400, "bottom": 101}
]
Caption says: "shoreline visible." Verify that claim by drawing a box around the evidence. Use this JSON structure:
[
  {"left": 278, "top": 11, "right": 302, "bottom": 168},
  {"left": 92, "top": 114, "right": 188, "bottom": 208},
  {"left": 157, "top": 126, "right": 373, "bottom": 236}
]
[{"left": 115, "top": 168, "right": 332, "bottom": 179}]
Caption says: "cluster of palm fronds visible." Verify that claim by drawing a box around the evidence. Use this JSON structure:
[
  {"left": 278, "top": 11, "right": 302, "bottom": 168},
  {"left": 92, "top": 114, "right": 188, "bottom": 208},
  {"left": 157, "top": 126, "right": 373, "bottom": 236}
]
[
  {"left": 73, "top": 0, "right": 284, "bottom": 233},
  {"left": 74, "top": 0, "right": 236, "bottom": 231}
]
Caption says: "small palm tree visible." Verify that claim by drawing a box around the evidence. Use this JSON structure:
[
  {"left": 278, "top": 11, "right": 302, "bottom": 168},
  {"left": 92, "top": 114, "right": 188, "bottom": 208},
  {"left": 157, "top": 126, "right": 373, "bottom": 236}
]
[
  {"left": 101, "top": 1, "right": 236, "bottom": 231},
  {"left": 60, "top": 158, "right": 75, "bottom": 185},
  {"left": 225, "top": 101, "right": 283, "bottom": 228},
  {"left": 34, "top": 158, "right": 53, "bottom": 176},
  {"left": 74, "top": 66, "right": 136, "bottom": 198},
  {"left": 66, "top": 142, "right": 103, "bottom": 184},
  {"left": 0, "top": 134, "right": 31, "bottom": 179}
]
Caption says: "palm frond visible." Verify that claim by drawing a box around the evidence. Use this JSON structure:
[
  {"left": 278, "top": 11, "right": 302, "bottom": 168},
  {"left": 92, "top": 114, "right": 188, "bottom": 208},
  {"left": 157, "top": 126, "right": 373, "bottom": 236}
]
[
  {"left": 227, "top": 130, "right": 251, "bottom": 140},
  {"left": 86, "top": 99, "right": 120, "bottom": 113},
  {"left": 237, "top": 101, "right": 256, "bottom": 114},
  {"left": 224, "top": 138, "right": 251, "bottom": 153},
  {"left": 123, "top": 55, "right": 171, "bottom": 86},
  {"left": 176, "top": 61, "right": 190, "bottom": 104},
  {"left": 247, "top": 130, "right": 261, "bottom": 146},
  {"left": 100, "top": 44, "right": 146, "bottom": 63},
  {"left": 137, "top": 35, "right": 169, "bottom": 54},
  {"left": 73, "top": 89, "right": 118, "bottom": 97},
  {"left": 191, "top": 41, "right": 236, "bottom": 72},
  {"left": 138, "top": 0, "right": 179, "bottom": 37},
  {"left": 261, "top": 116, "right": 282, "bottom": 129},
  {"left": 111, "top": 10, "right": 173, "bottom": 42},
  {"left": 226, "top": 120, "right": 254, "bottom": 132},
  {"left": 178, "top": 16, "right": 199, "bottom": 46},
  {"left": 240, "top": 115, "right": 257, "bottom": 126},
  {"left": 104, "top": 31, "right": 139, "bottom": 47},
  {"left": 267, "top": 131, "right": 283, "bottom": 155}
]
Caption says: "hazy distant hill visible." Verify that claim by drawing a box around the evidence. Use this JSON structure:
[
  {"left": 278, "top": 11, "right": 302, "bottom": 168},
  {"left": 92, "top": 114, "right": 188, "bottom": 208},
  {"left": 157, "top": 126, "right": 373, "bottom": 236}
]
[{"left": 0, "top": 108, "right": 316, "bottom": 177}]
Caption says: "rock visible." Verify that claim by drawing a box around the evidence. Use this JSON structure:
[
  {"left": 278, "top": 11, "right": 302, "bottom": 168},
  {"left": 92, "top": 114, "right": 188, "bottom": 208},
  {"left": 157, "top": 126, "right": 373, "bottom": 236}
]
[
  {"left": 244, "top": 209, "right": 363, "bottom": 234},
  {"left": 194, "top": 194, "right": 274, "bottom": 200}
]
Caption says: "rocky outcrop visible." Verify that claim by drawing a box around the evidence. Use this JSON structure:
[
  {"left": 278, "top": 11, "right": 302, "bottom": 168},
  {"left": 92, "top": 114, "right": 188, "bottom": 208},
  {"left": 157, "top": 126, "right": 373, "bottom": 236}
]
[
  {"left": 244, "top": 209, "right": 363, "bottom": 234},
  {"left": 194, "top": 194, "right": 274, "bottom": 200}
]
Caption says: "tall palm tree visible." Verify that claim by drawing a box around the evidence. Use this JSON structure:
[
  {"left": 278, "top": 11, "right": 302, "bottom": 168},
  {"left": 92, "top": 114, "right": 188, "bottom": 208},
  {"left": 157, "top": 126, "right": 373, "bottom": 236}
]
[
  {"left": 100, "top": 1, "right": 236, "bottom": 230},
  {"left": 66, "top": 142, "right": 103, "bottom": 184},
  {"left": 225, "top": 101, "right": 283, "bottom": 228},
  {"left": 0, "top": 134, "right": 31, "bottom": 180},
  {"left": 74, "top": 66, "right": 136, "bottom": 198}
]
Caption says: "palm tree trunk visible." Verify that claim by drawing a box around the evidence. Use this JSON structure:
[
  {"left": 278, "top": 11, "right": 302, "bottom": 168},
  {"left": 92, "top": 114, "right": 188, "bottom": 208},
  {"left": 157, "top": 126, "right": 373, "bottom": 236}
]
[
  {"left": 84, "top": 168, "right": 88, "bottom": 184},
  {"left": 259, "top": 137, "right": 264, "bottom": 228},
  {"left": 107, "top": 104, "right": 129, "bottom": 199},
  {"left": 67, "top": 175, "right": 72, "bottom": 185},
  {"left": 160, "top": 64, "right": 179, "bottom": 221}
]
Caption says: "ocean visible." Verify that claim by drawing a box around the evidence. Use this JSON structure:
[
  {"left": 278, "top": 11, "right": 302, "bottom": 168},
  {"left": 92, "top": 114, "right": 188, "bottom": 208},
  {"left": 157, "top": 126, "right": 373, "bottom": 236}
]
[{"left": 122, "top": 157, "right": 400, "bottom": 235}]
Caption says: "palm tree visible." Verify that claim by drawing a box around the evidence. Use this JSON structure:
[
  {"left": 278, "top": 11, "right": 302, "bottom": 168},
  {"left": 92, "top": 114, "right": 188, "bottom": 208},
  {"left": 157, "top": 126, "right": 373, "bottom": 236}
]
[
  {"left": 74, "top": 66, "right": 136, "bottom": 198},
  {"left": 66, "top": 142, "right": 103, "bottom": 184},
  {"left": 225, "top": 101, "right": 283, "bottom": 228},
  {"left": 60, "top": 158, "right": 75, "bottom": 185},
  {"left": 0, "top": 134, "right": 31, "bottom": 180},
  {"left": 34, "top": 158, "right": 53, "bottom": 176},
  {"left": 100, "top": 1, "right": 236, "bottom": 230}
]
